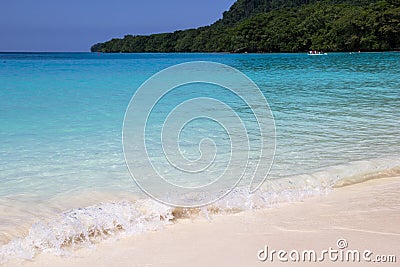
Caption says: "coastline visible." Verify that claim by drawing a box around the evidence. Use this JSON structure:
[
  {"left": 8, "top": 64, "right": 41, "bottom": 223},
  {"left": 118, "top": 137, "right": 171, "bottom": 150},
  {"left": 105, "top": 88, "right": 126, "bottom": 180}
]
[{"left": 10, "top": 175, "right": 399, "bottom": 266}]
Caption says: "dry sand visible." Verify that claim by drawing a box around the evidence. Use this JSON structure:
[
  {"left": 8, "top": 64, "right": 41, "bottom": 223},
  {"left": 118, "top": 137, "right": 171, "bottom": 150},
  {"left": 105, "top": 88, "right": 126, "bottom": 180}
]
[{"left": 10, "top": 176, "right": 400, "bottom": 267}]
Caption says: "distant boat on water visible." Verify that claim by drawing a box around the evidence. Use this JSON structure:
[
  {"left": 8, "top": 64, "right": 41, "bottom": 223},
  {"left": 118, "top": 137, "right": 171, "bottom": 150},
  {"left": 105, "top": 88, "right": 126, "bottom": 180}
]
[{"left": 308, "top": 50, "right": 328, "bottom": 56}]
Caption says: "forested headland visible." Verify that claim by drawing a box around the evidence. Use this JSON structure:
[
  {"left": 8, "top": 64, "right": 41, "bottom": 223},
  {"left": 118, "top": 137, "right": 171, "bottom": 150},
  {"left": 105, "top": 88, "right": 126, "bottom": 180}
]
[{"left": 91, "top": 0, "right": 400, "bottom": 53}]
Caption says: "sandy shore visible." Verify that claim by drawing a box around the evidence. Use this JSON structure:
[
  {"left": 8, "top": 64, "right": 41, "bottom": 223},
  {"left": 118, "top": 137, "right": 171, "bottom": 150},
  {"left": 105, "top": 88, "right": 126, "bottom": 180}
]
[{"left": 10, "top": 176, "right": 400, "bottom": 266}]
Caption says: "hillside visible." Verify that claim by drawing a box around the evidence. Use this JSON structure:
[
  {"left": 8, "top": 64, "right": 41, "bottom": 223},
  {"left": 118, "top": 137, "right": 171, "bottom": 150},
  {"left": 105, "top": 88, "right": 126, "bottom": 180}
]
[{"left": 91, "top": 0, "right": 400, "bottom": 53}]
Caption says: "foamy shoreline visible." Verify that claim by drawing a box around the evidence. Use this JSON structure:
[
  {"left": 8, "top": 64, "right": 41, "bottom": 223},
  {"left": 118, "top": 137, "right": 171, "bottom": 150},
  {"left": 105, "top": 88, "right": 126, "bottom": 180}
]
[{"left": 5, "top": 175, "right": 398, "bottom": 266}]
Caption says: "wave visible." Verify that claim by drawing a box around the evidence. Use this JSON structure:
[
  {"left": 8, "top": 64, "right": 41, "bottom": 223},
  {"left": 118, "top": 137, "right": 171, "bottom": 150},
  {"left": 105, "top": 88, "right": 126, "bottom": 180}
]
[
  {"left": 334, "top": 166, "right": 400, "bottom": 188},
  {"left": 0, "top": 200, "right": 174, "bottom": 263},
  {"left": 1, "top": 156, "right": 399, "bottom": 264}
]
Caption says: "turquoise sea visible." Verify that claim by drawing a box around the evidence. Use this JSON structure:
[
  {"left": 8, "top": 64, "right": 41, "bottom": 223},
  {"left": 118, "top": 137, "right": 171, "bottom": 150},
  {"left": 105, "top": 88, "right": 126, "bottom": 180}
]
[{"left": 0, "top": 52, "right": 399, "bottom": 261}]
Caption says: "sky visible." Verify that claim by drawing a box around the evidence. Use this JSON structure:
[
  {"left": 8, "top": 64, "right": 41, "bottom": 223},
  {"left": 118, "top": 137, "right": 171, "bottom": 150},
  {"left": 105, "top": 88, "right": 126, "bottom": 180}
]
[{"left": 0, "top": 0, "right": 236, "bottom": 52}]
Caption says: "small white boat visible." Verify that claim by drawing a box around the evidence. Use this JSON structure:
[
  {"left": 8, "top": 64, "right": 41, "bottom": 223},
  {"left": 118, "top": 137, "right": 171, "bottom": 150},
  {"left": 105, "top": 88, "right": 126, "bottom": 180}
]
[{"left": 308, "top": 51, "right": 328, "bottom": 56}]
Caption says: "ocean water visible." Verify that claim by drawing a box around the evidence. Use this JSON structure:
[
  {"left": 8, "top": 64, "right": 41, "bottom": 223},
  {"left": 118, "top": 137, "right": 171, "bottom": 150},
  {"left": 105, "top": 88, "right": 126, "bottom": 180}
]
[{"left": 0, "top": 52, "right": 399, "bottom": 261}]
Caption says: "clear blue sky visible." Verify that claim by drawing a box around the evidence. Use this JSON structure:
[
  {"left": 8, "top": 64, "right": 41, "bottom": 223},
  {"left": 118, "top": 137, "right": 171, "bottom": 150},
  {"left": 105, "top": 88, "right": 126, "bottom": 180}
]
[{"left": 0, "top": 0, "right": 236, "bottom": 52}]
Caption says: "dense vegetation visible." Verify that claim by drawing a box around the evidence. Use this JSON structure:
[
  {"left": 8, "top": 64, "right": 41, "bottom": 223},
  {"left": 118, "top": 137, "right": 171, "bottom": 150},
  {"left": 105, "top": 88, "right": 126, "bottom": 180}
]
[{"left": 91, "top": 0, "right": 400, "bottom": 53}]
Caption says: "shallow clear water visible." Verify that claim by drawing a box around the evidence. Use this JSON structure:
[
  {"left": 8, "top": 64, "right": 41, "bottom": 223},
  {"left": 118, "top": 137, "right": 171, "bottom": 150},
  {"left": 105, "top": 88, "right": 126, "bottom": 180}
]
[{"left": 0, "top": 52, "right": 399, "bottom": 259}]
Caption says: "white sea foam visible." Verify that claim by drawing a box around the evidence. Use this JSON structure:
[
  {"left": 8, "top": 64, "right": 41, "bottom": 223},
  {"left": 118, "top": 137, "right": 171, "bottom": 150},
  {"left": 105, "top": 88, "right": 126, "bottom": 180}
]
[
  {"left": 1, "top": 156, "right": 400, "bottom": 263},
  {"left": 0, "top": 200, "right": 174, "bottom": 263}
]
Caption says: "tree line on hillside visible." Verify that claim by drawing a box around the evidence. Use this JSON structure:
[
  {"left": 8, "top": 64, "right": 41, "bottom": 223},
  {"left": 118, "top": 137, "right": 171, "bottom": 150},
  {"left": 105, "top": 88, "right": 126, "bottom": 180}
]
[{"left": 91, "top": 0, "right": 400, "bottom": 53}]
